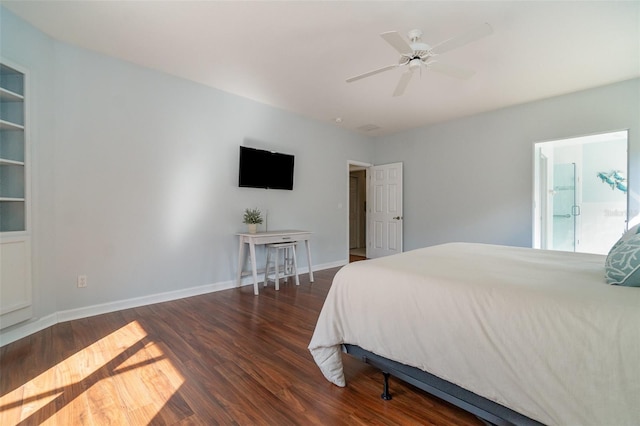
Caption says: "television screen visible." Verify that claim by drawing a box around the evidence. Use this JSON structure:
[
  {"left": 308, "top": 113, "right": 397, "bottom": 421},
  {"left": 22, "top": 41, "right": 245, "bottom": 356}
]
[
  {"left": 269, "top": 151, "right": 295, "bottom": 190},
  {"left": 239, "top": 146, "right": 294, "bottom": 190},
  {"left": 239, "top": 146, "right": 268, "bottom": 189}
]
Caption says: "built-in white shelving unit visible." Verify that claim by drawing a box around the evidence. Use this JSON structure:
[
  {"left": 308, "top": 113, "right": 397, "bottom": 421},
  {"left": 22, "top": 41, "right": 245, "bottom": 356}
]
[{"left": 1, "top": 60, "right": 32, "bottom": 329}]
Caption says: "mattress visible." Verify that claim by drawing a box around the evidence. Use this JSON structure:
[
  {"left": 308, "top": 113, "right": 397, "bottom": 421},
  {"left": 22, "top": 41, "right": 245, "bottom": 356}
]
[{"left": 308, "top": 243, "right": 640, "bottom": 425}]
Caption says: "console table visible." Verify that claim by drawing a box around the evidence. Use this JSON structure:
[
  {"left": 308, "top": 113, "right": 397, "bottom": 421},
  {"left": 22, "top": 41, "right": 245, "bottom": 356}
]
[{"left": 237, "top": 230, "right": 314, "bottom": 295}]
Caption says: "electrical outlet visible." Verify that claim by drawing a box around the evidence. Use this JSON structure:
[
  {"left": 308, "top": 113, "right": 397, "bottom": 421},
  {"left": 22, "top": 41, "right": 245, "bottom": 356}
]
[{"left": 77, "top": 275, "right": 87, "bottom": 288}]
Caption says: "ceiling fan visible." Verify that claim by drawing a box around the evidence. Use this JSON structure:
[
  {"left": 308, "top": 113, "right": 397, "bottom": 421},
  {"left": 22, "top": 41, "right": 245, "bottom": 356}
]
[{"left": 346, "top": 23, "right": 493, "bottom": 97}]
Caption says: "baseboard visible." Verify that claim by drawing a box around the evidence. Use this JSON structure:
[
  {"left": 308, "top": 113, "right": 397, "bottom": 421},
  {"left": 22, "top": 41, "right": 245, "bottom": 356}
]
[
  {"left": 0, "top": 261, "right": 346, "bottom": 347},
  {"left": 0, "top": 313, "right": 58, "bottom": 348}
]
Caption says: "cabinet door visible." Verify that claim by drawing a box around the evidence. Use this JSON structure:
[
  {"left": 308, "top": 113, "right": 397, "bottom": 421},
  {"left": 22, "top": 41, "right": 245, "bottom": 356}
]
[{"left": 0, "top": 237, "right": 32, "bottom": 328}]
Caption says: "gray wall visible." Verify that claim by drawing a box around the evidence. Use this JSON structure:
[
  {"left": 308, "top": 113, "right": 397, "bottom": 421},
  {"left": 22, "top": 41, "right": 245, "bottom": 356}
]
[
  {"left": 374, "top": 78, "right": 640, "bottom": 250},
  {"left": 1, "top": 8, "right": 372, "bottom": 334}
]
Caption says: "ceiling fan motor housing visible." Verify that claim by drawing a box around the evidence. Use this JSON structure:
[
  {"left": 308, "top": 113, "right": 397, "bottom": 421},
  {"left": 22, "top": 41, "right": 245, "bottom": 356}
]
[
  {"left": 408, "top": 29, "right": 431, "bottom": 59},
  {"left": 410, "top": 42, "right": 431, "bottom": 59}
]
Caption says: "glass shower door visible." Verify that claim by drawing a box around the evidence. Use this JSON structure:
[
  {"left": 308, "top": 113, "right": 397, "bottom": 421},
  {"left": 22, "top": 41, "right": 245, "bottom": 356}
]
[{"left": 552, "top": 163, "right": 577, "bottom": 251}]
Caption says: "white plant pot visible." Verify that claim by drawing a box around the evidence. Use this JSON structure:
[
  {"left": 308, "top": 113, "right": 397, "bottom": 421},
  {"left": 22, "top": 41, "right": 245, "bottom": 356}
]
[{"left": 247, "top": 223, "right": 257, "bottom": 234}]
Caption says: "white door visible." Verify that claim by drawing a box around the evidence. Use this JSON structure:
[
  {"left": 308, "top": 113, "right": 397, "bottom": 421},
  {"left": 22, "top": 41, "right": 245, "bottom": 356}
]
[{"left": 367, "top": 162, "right": 403, "bottom": 258}]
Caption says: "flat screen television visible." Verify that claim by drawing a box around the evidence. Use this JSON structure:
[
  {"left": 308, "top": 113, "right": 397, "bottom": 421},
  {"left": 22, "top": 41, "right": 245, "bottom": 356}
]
[{"left": 238, "top": 146, "right": 295, "bottom": 190}]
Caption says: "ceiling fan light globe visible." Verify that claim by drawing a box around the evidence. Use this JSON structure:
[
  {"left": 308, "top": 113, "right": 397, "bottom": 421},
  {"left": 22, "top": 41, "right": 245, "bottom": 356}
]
[{"left": 409, "top": 58, "right": 422, "bottom": 70}]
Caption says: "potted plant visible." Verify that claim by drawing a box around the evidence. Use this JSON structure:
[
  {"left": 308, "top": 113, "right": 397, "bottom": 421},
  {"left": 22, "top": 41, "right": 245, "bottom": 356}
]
[{"left": 243, "top": 207, "right": 263, "bottom": 234}]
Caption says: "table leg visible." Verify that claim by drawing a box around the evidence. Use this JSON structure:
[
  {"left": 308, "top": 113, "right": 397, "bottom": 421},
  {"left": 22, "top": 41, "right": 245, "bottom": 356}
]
[
  {"left": 305, "top": 239, "right": 314, "bottom": 282},
  {"left": 249, "top": 241, "right": 259, "bottom": 295},
  {"left": 237, "top": 237, "right": 245, "bottom": 288}
]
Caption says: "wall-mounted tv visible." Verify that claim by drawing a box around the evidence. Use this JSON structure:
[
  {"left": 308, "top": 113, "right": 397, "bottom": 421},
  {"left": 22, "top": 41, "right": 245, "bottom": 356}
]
[{"left": 238, "top": 146, "right": 295, "bottom": 190}]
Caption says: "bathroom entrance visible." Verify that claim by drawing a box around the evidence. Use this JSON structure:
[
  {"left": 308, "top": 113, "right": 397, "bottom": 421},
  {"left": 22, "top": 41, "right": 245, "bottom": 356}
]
[{"left": 533, "top": 130, "right": 628, "bottom": 254}]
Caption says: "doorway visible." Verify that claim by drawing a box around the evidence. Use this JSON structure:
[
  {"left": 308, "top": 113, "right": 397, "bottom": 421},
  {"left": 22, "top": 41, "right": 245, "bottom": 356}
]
[
  {"left": 347, "top": 161, "right": 404, "bottom": 262},
  {"left": 533, "top": 130, "right": 628, "bottom": 254},
  {"left": 349, "top": 163, "right": 368, "bottom": 262}
]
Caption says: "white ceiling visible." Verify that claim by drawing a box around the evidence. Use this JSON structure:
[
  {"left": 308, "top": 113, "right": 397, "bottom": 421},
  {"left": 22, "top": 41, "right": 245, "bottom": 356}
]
[{"left": 3, "top": 0, "right": 639, "bottom": 136}]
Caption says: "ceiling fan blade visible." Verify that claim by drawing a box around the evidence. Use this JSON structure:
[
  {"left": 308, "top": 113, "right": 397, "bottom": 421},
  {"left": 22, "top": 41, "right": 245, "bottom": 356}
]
[
  {"left": 427, "top": 61, "right": 475, "bottom": 79},
  {"left": 392, "top": 71, "right": 413, "bottom": 97},
  {"left": 380, "top": 31, "right": 413, "bottom": 55},
  {"left": 430, "top": 23, "right": 493, "bottom": 54},
  {"left": 346, "top": 64, "right": 397, "bottom": 83}
]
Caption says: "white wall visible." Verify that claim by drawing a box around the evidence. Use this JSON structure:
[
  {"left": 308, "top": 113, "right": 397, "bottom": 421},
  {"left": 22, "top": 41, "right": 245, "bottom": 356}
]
[
  {"left": 373, "top": 78, "right": 640, "bottom": 251},
  {"left": 50, "top": 42, "right": 373, "bottom": 310},
  {"left": 1, "top": 8, "right": 372, "bottom": 342}
]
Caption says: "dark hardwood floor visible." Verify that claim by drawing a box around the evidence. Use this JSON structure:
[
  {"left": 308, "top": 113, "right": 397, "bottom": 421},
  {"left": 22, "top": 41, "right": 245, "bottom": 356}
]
[{"left": 1, "top": 267, "right": 482, "bottom": 425}]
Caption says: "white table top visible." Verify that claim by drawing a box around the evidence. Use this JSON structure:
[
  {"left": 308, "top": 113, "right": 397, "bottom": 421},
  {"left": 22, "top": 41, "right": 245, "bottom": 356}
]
[{"left": 236, "top": 230, "right": 311, "bottom": 237}]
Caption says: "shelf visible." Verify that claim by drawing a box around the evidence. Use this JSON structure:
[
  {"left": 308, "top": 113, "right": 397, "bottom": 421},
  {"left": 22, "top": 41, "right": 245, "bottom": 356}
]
[
  {"left": 0, "top": 197, "right": 25, "bottom": 202},
  {"left": 0, "top": 119, "right": 24, "bottom": 131},
  {"left": 0, "top": 158, "right": 25, "bottom": 166},
  {"left": 0, "top": 87, "right": 23, "bottom": 102}
]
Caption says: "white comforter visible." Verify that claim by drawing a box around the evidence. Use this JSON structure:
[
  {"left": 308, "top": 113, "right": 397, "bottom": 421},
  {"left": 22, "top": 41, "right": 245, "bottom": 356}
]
[{"left": 308, "top": 243, "right": 640, "bottom": 426}]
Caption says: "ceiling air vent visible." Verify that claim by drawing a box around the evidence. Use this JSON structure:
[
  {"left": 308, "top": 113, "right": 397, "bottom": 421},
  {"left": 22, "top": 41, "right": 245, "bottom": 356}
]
[{"left": 357, "top": 124, "right": 381, "bottom": 132}]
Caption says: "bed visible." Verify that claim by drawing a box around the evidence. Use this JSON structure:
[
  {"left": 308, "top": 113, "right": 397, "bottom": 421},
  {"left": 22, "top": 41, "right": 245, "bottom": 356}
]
[{"left": 308, "top": 242, "right": 640, "bottom": 426}]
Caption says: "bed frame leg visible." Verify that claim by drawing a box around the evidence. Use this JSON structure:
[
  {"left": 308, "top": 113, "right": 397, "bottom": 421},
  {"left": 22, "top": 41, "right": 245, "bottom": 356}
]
[{"left": 381, "top": 372, "right": 392, "bottom": 400}]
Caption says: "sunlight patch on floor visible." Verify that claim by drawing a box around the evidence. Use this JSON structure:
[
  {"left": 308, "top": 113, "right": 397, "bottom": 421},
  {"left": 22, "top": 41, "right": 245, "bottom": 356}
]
[{"left": 0, "top": 321, "right": 185, "bottom": 424}]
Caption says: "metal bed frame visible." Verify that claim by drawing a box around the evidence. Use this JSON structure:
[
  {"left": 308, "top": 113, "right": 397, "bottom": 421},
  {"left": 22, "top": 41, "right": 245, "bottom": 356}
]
[{"left": 343, "top": 344, "right": 544, "bottom": 426}]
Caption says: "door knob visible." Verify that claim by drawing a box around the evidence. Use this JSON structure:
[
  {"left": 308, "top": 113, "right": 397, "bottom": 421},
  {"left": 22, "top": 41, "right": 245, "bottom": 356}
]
[{"left": 393, "top": 216, "right": 403, "bottom": 220}]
